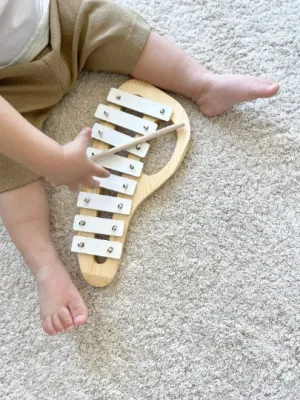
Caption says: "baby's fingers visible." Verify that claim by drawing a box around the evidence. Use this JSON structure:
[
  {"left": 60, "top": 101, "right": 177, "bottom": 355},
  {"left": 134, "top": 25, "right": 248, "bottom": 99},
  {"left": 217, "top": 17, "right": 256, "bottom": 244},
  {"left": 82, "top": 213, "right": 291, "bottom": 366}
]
[
  {"left": 68, "top": 183, "right": 79, "bottom": 192},
  {"left": 82, "top": 177, "right": 101, "bottom": 190},
  {"left": 90, "top": 163, "right": 110, "bottom": 178}
]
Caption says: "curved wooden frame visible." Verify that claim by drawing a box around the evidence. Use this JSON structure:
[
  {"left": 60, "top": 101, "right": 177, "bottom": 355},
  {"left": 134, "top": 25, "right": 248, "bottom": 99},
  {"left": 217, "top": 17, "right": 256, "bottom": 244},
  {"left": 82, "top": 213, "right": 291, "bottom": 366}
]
[{"left": 77, "top": 79, "right": 190, "bottom": 286}]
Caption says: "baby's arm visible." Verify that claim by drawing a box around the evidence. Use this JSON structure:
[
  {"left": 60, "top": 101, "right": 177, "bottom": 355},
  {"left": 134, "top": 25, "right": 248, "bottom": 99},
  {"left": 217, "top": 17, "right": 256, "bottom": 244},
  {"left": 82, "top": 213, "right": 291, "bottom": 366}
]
[
  {"left": 0, "top": 96, "right": 109, "bottom": 190},
  {"left": 0, "top": 96, "right": 63, "bottom": 176}
]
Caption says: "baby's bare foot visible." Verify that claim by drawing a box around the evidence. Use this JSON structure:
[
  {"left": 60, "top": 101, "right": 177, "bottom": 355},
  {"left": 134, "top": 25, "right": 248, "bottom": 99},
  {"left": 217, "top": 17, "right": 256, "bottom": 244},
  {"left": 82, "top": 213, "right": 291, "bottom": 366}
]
[
  {"left": 35, "top": 263, "right": 88, "bottom": 335},
  {"left": 195, "top": 73, "right": 280, "bottom": 117}
]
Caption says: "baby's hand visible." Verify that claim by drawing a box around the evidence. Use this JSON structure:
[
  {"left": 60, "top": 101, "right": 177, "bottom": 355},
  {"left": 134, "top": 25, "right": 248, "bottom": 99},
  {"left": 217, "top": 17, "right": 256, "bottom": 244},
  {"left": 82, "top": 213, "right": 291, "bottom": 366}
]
[{"left": 48, "top": 128, "right": 110, "bottom": 191}]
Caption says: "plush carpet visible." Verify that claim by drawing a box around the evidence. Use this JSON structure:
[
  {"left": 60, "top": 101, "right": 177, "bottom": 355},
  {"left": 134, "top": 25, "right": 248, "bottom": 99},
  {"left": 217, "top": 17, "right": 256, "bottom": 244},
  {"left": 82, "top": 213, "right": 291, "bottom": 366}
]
[{"left": 1, "top": 0, "right": 300, "bottom": 398}]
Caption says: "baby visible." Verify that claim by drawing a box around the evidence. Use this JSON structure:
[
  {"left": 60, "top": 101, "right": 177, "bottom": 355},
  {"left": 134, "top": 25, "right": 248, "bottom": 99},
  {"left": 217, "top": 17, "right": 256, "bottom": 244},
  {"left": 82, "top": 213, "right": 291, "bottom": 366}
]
[{"left": 0, "top": 0, "right": 279, "bottom": 335}]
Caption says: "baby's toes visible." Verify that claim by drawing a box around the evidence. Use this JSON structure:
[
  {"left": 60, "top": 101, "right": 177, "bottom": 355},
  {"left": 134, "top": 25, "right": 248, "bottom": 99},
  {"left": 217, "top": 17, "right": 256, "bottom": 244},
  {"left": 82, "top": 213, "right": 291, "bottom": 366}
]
[
  {"left": 255, "top": 76, "right": 275, "bottom": 84},
  {"left": 59, "top": 307, "right": 74, "bottom": 331},
  {"left": 69, "top": 300, "right": 88, "bottom": 326},
  {"left": 252, "top": 77, "right": 279, "bottom": 96},
  {"left": 52, "top": 314, "right": 65, "bottom": 334},
  {"left": 42, "top": 316, "right": 56, "bottom": 336}
]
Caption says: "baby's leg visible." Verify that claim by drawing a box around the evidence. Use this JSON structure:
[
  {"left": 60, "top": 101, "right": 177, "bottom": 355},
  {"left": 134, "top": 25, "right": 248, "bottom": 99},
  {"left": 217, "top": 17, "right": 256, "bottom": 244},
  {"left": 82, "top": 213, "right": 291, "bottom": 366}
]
[
  {"left": 132, "top": 33, "right": 279, "bottom": 116},
  {"left": 0, "top": 180, "right": 88, "bottom": 335}
]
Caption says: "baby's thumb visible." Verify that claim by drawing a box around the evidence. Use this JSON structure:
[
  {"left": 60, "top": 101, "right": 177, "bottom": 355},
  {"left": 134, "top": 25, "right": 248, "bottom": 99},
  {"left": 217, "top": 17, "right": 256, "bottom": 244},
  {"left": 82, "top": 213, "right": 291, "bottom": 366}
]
[{"left": 76, "top": 127, "right": 92, "bottom": 147}]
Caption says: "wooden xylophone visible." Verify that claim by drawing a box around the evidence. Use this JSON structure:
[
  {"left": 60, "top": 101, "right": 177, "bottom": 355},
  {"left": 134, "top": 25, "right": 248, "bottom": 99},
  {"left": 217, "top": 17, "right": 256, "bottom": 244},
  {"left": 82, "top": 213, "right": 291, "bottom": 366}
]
[{"left": 71, "top": 79, "right": 190, "bottom": 287}]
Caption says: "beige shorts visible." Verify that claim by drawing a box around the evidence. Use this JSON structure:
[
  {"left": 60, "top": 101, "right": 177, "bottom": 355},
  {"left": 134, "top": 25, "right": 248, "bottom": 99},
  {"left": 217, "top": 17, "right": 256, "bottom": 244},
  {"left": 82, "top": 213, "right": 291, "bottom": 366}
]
[{"left": 0, "top": 0, "right": 150, "bottom": 193}]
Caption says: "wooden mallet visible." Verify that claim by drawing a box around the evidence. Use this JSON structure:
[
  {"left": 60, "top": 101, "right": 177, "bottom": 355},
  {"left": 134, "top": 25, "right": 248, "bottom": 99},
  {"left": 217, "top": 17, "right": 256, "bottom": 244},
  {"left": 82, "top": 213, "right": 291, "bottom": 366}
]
[{"left": 90, "top": 122, "right": 185, "bottom": 162}]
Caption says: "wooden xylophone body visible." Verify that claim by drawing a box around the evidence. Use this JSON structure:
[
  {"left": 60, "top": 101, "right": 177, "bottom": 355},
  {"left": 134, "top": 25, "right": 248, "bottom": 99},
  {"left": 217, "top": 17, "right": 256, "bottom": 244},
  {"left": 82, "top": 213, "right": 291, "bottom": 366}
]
[{"left": 72, "top": 79, "right": 190, "bottom": 287}]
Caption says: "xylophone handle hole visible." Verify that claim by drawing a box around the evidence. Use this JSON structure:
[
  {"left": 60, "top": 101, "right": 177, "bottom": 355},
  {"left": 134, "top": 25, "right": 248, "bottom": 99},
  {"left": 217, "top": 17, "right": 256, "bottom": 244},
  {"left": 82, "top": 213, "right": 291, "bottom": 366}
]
[
  {"left": 142, "top": 120, "right": 176, "bottom": 176},
  {"left": 93, "top": 233, "right": 109, "bottom": 264},
  {"left": 95, "top": 255, "right": 107, "bottom": 264}
]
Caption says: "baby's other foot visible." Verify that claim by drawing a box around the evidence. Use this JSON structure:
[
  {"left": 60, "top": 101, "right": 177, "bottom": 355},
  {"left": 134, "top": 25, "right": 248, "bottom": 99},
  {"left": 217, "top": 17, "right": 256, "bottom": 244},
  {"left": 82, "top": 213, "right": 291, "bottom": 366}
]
[
  {"left": 195, "top": 73, "right": 279, "bottom": 117},
  {"left": 35, "top": 263, "right": 88, "bottom": 335}
]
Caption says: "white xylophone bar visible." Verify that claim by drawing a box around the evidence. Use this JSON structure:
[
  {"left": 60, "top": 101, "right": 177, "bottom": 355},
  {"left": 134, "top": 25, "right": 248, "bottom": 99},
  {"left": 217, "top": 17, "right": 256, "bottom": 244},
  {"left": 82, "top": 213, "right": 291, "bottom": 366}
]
[
  {"left": 107, "top": 88, "right": 173, "bottom": 122},
  {"left": 90, "top": 122, "right": 185, "bottom": 163},
  {"left": 93, "top": 174, "right": 137, "bottom": 196},
  {"left": 95, "top": 104, "right": 157, "bottom": 135},
  {"left": 77, "top": 192, "right": 132, "bottom": 215},
  {"left": 72, "top": 236, "right": 123, "bottom": 259},
  {"left": 92, "top": 123, "right": 150, "bottom": 158},
  {"left": 87, "top": 147, "right": 144, "bottom": 178},
  {"left": 73, "top": 215, "right": 125, "bottom": 236}
]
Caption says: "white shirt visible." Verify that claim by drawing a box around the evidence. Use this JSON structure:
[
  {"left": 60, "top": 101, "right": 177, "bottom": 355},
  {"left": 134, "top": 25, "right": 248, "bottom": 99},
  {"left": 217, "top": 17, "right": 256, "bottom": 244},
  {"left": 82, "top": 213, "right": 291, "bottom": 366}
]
[{"left": 0, "top": 0, "right": 50, "bottom": 69}]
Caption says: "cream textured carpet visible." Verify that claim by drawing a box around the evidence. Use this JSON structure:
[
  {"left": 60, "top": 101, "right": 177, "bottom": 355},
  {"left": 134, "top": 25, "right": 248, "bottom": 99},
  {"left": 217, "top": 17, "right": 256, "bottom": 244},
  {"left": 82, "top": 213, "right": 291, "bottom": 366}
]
[{"left": 1, "top": 0, "right": 300, "bottom": 398}]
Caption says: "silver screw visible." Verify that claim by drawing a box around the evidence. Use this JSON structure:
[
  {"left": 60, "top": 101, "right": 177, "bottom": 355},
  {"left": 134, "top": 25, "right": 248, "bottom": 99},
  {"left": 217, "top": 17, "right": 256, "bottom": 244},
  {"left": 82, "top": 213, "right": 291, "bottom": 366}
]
[
  {"left": 98, "top": 129, "right": 103, "bottom": 135},
  {"left": 118, "top": 203, "right": 123, "bottom": 210},
  {"left": 79, "top": 220, "right": 86, "bottom": 226},
  {"left": 123, "top": 183, "right": 128, "bottom": 189},
  {"left": 160, "top": 108, "right": 165, "bottom": 114},
  {"left": 78, "top": 242, "right": 85, "bottom": 248},
  {"left": 104, "top": 110, "right": 109, "bottom": 117},
  {"left": 116, "top": 95, "right": 121, "bottom": 100},
  {"left": 84, "top": 197, "right": 90, "bottom": 203},
  {"left": 136, "top": 144, "right": 141, "bottom": 150},
  {"left": 107, "top": 247, "right": 113, "bottom": 253},
  {"left": 143, "top": 125, "right": 149, "bottom": 131},
  {"left": 129, "top": 164, "right": 135, "bottom": 170},
  {"left": 112, "top": 225, "right": 117, "bottom": 232},
  {"left": 91, "top": 152, "right": 95, "bottom": 156}
]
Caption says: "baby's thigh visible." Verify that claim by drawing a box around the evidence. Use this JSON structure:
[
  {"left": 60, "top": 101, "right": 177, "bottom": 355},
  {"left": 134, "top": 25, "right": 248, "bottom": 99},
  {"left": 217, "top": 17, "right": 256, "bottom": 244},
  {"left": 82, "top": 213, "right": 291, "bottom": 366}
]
[{"left": 80, "top": 0, "right": 150, "bottom": 75}]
